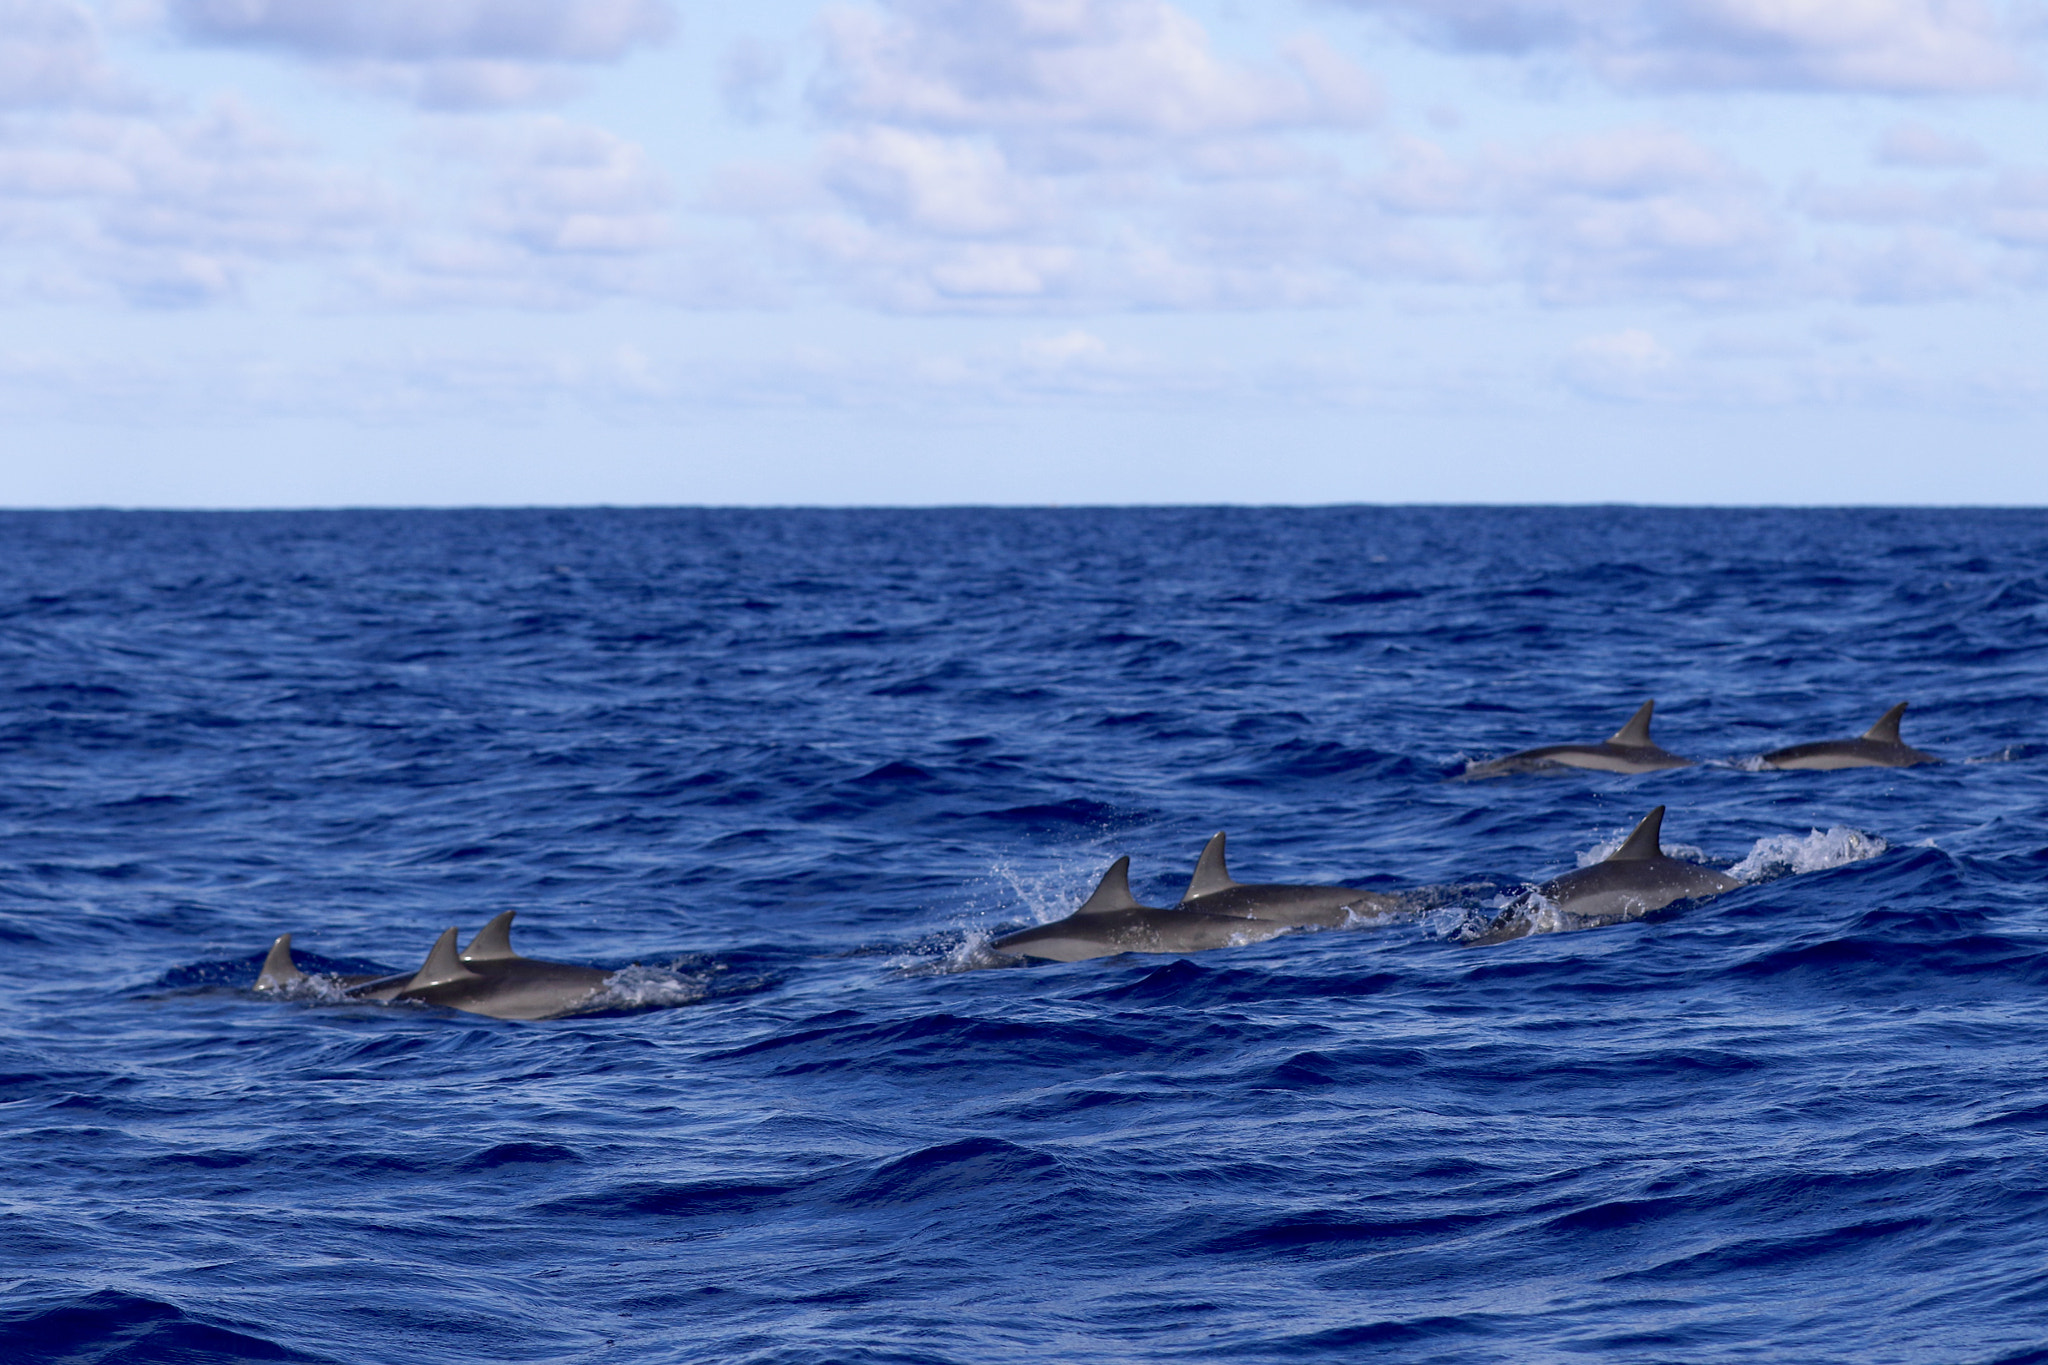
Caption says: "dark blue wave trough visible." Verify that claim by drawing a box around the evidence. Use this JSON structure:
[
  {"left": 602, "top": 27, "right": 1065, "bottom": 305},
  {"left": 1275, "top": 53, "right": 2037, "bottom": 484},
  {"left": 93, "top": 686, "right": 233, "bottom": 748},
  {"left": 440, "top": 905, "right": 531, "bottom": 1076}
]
[{"left": 2, "top": 507, "right": 2046, "bottom": 1363}]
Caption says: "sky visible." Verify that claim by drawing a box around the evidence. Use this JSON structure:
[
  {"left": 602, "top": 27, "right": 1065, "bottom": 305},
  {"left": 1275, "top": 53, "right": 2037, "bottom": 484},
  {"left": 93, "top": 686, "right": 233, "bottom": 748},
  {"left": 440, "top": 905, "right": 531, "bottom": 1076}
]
[{"left": 3, "top": 0, "right": 2046, "bottom": 506}]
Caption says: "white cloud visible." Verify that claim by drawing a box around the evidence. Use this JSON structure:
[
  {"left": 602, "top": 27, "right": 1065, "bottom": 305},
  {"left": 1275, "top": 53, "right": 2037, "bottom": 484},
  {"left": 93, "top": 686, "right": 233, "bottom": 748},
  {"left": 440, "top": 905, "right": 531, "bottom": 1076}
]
[
  {"left": 1562, "top": 326, "right": 1678, "bottom": 399},
  {"left": 814, "top": 0, "right": 1380, "bottom": 136},
  {"left": 720, "top": 39, "right": 786, "bottom": 123},
  {"left": 0, "top": 99, "right": 389, "bottom": 306},
  {"left": 324, "top": 59, "right": 579, "bottom": 110},
  {"left": 166, "top": 0, "right": 672, "bottom": 108},
  {"left": 0, "top": 0, "right": 127, "bottom": 108},
  {"left": 706, "top": 0, "right": 1408, "bottom": 309},
  {"left": 166, "top": 0, "right": 671, "bottom": 61},
  {"left": 1336, "top": 0, "right": 2031, "bottom": 93},
  {"left": 1984, "top": 168, "right": 2048, "bottom": 247},
  {"left": 820, "top": 127, "right": 1046, "bottom": 237},
  {"left": 336, "top": 116, "right": 761, "bottom": 309},
  {"left": 1450, "top": 128, "right": 1787, "bottom": 302},
  {"left": 0, "top": 5, "right": 687, "bottom": 312},
  {"left": 1876, "top": 122, "right": 1988, "bottom": 168},
  {"left": 462, "top": 117, "right": 672, "bottom": 254}
]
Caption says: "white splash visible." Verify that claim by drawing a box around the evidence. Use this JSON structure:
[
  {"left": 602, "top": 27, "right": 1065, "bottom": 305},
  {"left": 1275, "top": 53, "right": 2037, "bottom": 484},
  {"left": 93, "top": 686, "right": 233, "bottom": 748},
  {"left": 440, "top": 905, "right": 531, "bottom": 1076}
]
[
  {"left": 1442, "top": 887, "right": 1586, "bottom": 943},
  {"left": 261, "top": 972, "right": 372, "bottom": 1006},
  {"left": 1727, "top": 827, "right": 1887, "bottom": 883},
  {"left": 1341, "top": 899, "right": 1412, "bottom": 929},
  {"left": 912, "top": 926, "right": 1016, "bottom": 976},
  {"left": 579, "top": 962, "right": 713, "bottom": 1012},
  {"left": 988, "top": 856, "right": 1112, "bottom": 927}
]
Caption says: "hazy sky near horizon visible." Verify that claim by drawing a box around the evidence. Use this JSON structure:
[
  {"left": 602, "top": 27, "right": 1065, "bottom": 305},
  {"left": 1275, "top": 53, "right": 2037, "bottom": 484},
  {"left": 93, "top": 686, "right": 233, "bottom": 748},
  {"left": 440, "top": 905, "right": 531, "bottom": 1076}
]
[{"left": 4, "top": 0, "right": 2046, "bottom": 506}]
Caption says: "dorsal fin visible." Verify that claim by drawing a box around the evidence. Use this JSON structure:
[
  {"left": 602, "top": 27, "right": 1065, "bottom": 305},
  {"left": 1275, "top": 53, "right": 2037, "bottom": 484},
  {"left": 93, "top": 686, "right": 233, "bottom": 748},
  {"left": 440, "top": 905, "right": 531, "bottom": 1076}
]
[
  {"left": 1182, "top": 832, "right": 1236, "bottom": 902},
  {"left": 255, "top": 934, "right": 305, "bottom": 991},
  {"left": 1075, "top": 857, "right": 1142, "bottom": 915},
  {"left": 1608, "top": 806, "right": 1666, "bottom": 862},
  {"left": 461, "top": 911, "right": 519, "bottom": 963},
  {"left": 407, "top": 927, "right": 483, "bottom": 991},
  {"left": 1607, "top": 699, "right": 1657, "bottom": 747},
  {"left": 1862, "top": 702, "right": 1908, "bottom": 745}
]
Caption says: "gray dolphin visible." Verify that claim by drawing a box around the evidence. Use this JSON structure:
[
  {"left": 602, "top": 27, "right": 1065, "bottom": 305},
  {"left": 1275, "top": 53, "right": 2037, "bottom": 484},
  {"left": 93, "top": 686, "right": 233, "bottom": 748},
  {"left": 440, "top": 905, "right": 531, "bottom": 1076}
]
[
  {"left": 255, "top": 934, "right": 308, "bottom": 991},
  {"left": 990, "top": 857, "right": 1291, "bottom": 963},
  {"left": 259, "top": 913, "right": 614, "bottom": 1020},
  {"left": 254, "top": 933, "right": 383, "bottom": 992},
  {"left": 1175, "top": 832, "right": 1398, "bottom": 927},
  {"left": 1759, "top": 702, "right": 1940, "bottom": 770},
  {"left": 1460, "top": 700, "right": 1693, "bottom": 778},
  {"left": 1464, "top": 806, "right": 1740, "bottom": 946}
]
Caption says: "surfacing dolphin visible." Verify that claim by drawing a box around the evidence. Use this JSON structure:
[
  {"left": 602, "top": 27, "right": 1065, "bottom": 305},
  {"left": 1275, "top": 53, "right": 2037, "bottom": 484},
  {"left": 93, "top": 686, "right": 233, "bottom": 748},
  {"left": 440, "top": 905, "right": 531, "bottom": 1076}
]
[
  {"left": 1463, "top": 806, "right": 1739, "bottom": 947},
  {"left": 1175, "top": 832, "right": 1398, "bottom": 927},
  {"left": 989, "top": 857, "right": 1291, "bottom": 963},
  {"left": 1759, "top": 702, "right": 1940, "bottom": 770},
  {"left": 1459, "top": 700, "right": 1692, "bottom": 779},
  {"left": 255, "top": 934, "right": 382, "bottom": 992},
  {"left": 257, "top": 912, "right": 613, "bottom": 1020}
]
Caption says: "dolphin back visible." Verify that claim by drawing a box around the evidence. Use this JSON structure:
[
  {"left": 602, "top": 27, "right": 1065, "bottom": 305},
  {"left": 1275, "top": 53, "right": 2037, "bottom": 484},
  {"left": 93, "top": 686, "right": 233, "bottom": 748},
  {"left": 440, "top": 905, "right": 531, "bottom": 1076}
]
[
  {"left": 1606, "top": 699, "right": 1658, "bottom": 747},
  {"left": 255, "top": 935, "right": 305, "bottom": 991},
  {"left": 1761, "top": 702, "right": 1939, "bottom": 768},
  {"left": 1076, "top": 857, "right": 1146, "bottom": 916},
  {"left": 1862, "top": 702, "right": 1909, "bottom": 745},
  {"left": 1182, "top": 834, "right": 1235, "bottom": 902},
  {"left": 462, "top": 911, "right": 520, "bottom": 963},
  {"left": 1608, "top": 807, "right": 1667, "bottom": 861}
]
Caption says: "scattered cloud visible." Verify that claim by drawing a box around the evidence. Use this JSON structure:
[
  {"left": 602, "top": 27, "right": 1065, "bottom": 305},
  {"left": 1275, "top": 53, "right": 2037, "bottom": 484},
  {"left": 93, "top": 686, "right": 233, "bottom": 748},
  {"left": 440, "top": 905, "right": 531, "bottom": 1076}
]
[
  {"left": 165, "top": 0, "right": 672, "bottom": 62},
  {"left": 0, "top": 98, "right": 389, "bottom": 306},
  {"left": 709, "top": 0, "right": 1412, "bottom": 309},
  {"left": 813, "top": 0, "right": 1380, "bottom": 137},
  {"left": 0, "top": 0, "right": 131, "bottom": 108},
  {"left": 165, "top": 0, "right": 673, "bottom": 108},
  {"left": 1877, "top": 122, "right": 1988, "bottom": 168},
  {"left": 2, "top": 0, "right": 2045, "bottom": 363},
  {"left": 1483, "top": 128, "right": 1785, "bottom": 302},
  {"left": 1335, "top": 0, "right": 2033, "bottom": 93},
  {"left": 1562, "top": 326, "right": 1677, "bottom": 399},
  {"left": 720, "top": 39, "right": 786, "bottom": 123},
  {"left": 457, "top": 116, "right": 673, "bottom": 254},
  {"left": 343, "top": 114, "right": 738, "bottom": 308}
]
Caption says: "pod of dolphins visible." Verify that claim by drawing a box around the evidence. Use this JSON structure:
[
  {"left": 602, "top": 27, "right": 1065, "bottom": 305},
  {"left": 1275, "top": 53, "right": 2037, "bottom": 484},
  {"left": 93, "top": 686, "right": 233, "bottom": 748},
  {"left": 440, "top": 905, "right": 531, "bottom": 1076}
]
[
  {"left": 255, "top": 911, "right": 611, "bottom": 1022},
  {"left": 253, "top": 700, "right": 1942, "bottom": 1019},
  {"left": 1458, "top": 699, "right": 1937, "bottom": 777}
]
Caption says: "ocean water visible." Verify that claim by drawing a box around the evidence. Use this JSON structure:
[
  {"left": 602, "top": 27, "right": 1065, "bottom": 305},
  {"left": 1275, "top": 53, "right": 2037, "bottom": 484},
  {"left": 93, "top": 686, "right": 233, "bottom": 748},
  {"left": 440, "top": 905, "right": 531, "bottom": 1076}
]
[{"left": 3, "top": 506, "right": 2045, "bottom": 1365}]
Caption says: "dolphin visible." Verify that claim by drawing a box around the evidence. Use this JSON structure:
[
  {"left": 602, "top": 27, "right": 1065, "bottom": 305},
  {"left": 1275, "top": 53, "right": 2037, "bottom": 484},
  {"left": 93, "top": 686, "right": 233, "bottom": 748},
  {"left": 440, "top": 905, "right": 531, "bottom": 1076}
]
[
  {"left": 1459, "top": 700, "right": 1693, "bottom": 778},
  {"left": 990, "top": 857, "right": 1292, "bottom": 963},
  {"left": 1759, "top": 702, "right": 1940, "bottom": 770},
  {"left": 258, "top": 913, "right": 614, "bottom": 1020},
  {"left": 1174, "top": 832, "right": 1398, "bottom": 927},
  {"left": 255, "top": 934, "right": 308, "bottom": 991},
  {"left": 1464, "top": 806, "right": 1739, "bottom": 946},
  {"left": 254, "top": 933, "right": 383, "bottom": 992}
]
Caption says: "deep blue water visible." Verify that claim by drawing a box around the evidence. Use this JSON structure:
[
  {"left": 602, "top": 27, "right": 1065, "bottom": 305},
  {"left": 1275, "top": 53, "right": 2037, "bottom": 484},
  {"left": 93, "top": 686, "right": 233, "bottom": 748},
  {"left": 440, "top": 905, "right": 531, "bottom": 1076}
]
[{"left": 4, "top": 507, "right": 2047, "bottom": 1365}]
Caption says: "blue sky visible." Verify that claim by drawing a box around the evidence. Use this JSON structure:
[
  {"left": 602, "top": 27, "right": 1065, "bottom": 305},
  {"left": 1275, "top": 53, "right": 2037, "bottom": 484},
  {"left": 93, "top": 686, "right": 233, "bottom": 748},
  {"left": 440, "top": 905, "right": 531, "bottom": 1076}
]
[{"left": 4, "top": 0, "right": 2045, "bottom": 505}]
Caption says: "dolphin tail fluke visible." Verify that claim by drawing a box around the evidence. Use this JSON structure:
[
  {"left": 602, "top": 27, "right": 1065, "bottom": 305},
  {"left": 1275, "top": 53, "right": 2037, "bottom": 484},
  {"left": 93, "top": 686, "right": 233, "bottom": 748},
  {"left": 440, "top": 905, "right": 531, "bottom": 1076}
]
[
  {"left": 1183, "top": 832, "right": 1236, "bottom": 901},
  {"left": 407, "top": 927, "right": 484, "bottom": 991},
  {"left": 1863, "top": 702, "right": 1909, "bottom": 745},
  {"left": 1076, "top": 857, "right": 1142, "bottom": 915},
  {"left": 255, "top": 934, "right": 305, "bottom": 991},
  {"left": 462, "top": 911, "right": 519, "bottom": 963},
  {"left": 1609, "top": 807, "right": 1666, "bottom": 862},
  {"left": 1607, "top": 699, "right": 1657, "bottom": 747}
]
